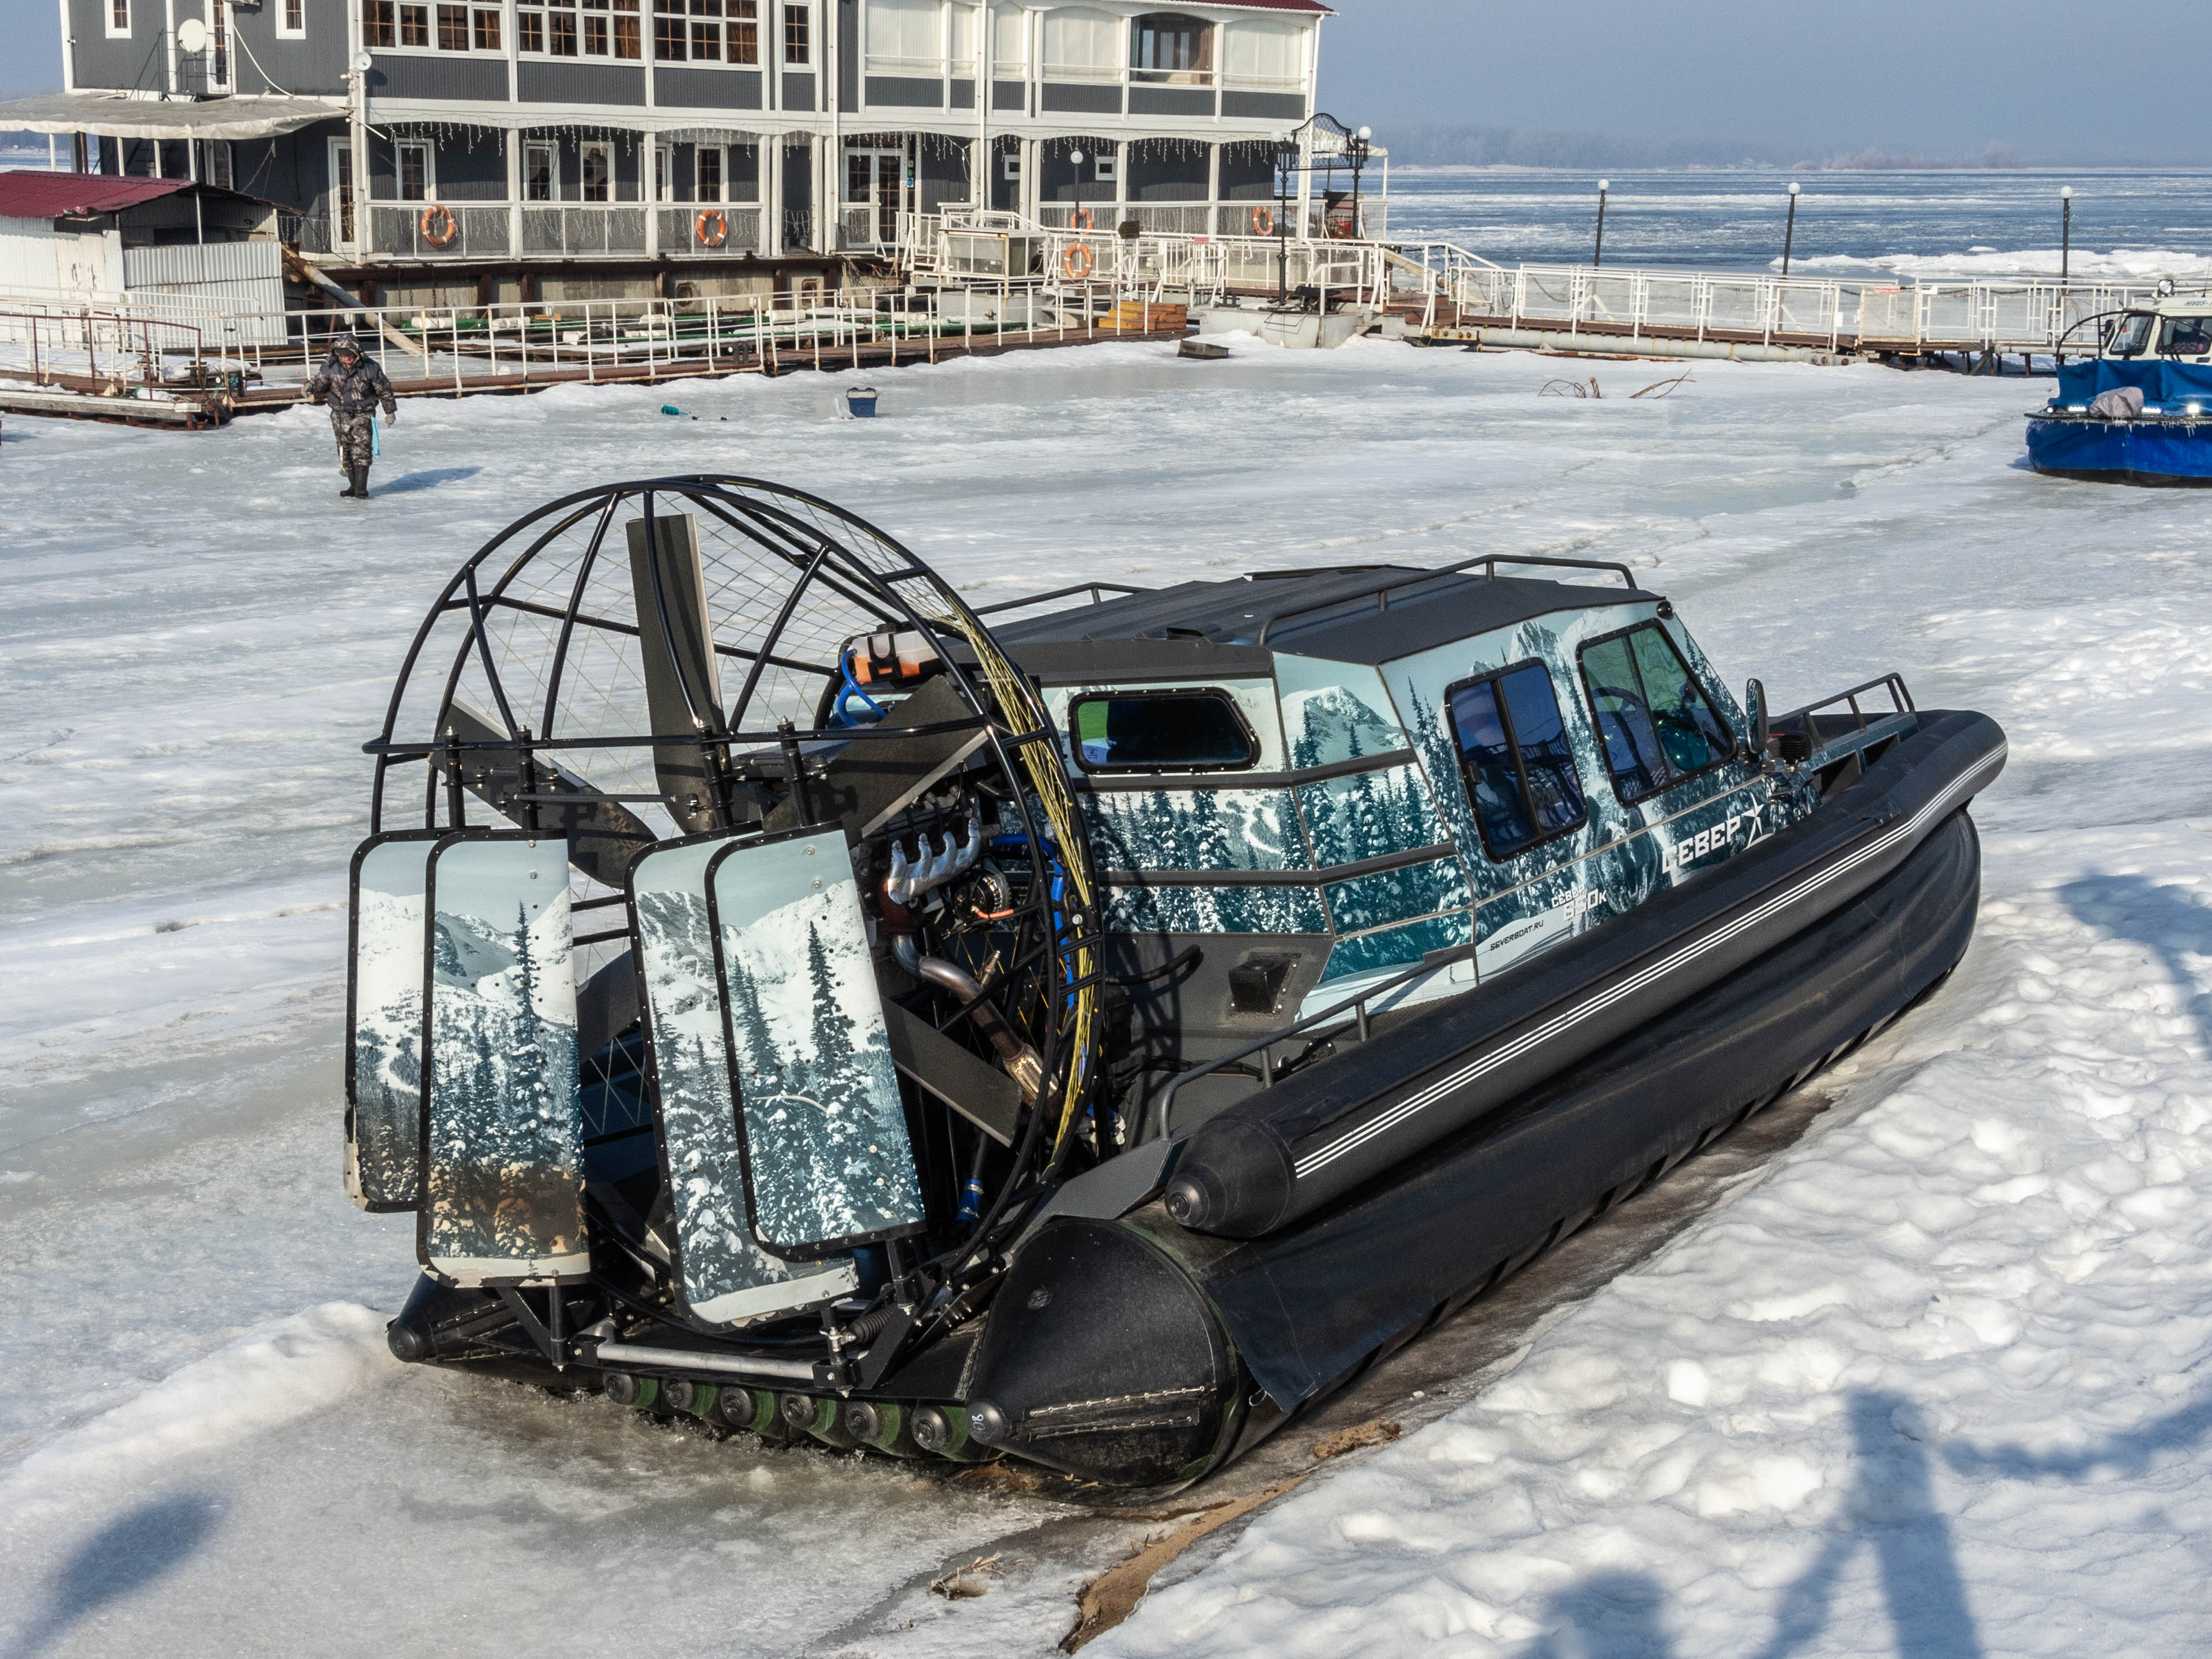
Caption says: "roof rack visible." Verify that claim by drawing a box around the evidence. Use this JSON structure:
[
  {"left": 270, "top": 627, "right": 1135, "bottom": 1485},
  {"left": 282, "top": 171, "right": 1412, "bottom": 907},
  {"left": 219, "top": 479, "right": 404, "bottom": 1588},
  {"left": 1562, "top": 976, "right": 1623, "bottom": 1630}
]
[
  {"left": 1253, "top": 554, "right": 1642, "bottom": 645},
  {"left": 970, "top": 580, "right": 1153, "bottom": 617}
]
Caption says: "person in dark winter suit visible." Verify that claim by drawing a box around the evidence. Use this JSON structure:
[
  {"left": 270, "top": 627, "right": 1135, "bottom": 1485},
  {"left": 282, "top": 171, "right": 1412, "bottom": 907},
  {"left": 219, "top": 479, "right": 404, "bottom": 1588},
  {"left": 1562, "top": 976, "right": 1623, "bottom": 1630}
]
[{"left": 306, "top": 331, "right": 398, "bottom": 499}]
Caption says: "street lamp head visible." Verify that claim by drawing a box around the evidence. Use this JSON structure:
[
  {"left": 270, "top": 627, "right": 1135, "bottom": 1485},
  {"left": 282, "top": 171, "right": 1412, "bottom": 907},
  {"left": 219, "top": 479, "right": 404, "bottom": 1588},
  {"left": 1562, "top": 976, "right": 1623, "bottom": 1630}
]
[
  {"left": 2061, "top": 185, "right": 2073, "bottom": 200},
  {"left": 1356, "top": 126, "right": 1372, "bottom": 142},
  {"left": 1598, "top": 179, "right": 1609, "bottom": 193},
  {"left": 1069, "top": 148, "right": 1084, "bottom": 165},
  {"left": 1789, "top": 181, "right": 1801, "bottom": 196}
]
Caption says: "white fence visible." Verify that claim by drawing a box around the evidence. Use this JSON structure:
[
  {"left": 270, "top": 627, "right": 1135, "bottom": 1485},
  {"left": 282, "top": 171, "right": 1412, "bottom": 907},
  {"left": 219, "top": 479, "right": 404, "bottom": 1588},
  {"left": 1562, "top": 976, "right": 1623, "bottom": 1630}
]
[
  {"left": 906, "top": 209, "right": 1391, "bottom": 311},
  {"left": 0, "top": 280, "right": 1187, "bottom": 412},
  {"left": 1398, "top": 251, "right": 2157, "bottom": 354},
  {"left": 908, "top": 209, "right": 2160, "bottom": 356}
]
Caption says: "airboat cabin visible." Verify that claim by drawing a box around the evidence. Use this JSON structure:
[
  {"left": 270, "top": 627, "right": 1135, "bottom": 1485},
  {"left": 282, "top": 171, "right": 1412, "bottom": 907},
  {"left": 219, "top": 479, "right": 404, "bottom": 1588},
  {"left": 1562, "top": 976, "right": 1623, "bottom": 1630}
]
[
  {"left": 7, "top": 0, "right": 1336, "bottom": 307},
  {"left": 989, "top": 560, "right": 1781, "bottom": 1118}
]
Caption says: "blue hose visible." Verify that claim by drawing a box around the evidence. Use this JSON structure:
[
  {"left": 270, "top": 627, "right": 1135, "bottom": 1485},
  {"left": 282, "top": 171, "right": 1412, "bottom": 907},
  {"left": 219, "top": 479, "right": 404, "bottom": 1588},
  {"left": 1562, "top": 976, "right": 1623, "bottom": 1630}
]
[{"left": 830, "top": 660, "right": 886, "bottom": 727}]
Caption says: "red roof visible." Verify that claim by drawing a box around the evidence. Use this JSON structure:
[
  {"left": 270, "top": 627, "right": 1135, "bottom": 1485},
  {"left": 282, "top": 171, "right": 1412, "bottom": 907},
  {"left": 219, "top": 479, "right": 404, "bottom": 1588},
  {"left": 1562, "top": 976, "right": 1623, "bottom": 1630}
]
[{"left": 0, "top": 170, "right": 194, "bottom": 219}]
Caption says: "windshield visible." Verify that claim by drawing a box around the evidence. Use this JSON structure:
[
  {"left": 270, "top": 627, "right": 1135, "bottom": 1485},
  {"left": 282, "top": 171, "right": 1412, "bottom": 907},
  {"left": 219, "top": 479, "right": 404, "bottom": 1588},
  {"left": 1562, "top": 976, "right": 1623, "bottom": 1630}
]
[
  {"left": 2160, "top": 315, "right": 2212, "bottom": 356},
  {"left": 2106, "top": 313, "right": 2154, "bottom": 356}
]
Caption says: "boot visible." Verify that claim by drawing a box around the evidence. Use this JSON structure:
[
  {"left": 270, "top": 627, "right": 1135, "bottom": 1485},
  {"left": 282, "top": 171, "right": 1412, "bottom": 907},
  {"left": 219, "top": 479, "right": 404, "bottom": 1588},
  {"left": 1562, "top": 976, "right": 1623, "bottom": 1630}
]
[
  {"left": 338, "top": 461, "right": 356, "bottom": 498},
  {"left": 347, "top": 463, "right": 370, "bottom": 499}
]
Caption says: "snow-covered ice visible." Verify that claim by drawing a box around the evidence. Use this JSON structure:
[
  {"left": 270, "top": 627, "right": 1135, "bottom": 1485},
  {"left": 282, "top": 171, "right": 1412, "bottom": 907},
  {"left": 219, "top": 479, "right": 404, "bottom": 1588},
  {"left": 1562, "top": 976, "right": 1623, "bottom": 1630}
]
[{"left": 5, "top": 336, "right": 2211, "bottom": 1656}]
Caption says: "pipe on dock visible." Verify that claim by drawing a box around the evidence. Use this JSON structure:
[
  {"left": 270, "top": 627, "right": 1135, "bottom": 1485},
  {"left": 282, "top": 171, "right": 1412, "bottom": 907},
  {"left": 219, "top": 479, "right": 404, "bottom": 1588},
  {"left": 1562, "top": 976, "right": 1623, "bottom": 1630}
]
[{"left": 1436, "top": 326, "right": 1860, "bottom": 366}]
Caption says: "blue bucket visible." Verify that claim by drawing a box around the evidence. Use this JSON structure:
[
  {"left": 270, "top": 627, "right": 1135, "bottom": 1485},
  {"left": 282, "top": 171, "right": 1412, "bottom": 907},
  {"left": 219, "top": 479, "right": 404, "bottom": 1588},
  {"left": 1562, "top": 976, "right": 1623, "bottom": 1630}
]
[{"left": 844, "top": 385, "right": 879, "bottom": 419}]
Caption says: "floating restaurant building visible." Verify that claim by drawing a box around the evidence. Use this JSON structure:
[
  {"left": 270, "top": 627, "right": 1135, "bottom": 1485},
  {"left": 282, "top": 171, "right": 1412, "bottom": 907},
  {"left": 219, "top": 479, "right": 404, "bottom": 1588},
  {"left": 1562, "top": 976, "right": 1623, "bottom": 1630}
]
[{"left": 2, "top": 0, "right": 1330, "bottom": 303}]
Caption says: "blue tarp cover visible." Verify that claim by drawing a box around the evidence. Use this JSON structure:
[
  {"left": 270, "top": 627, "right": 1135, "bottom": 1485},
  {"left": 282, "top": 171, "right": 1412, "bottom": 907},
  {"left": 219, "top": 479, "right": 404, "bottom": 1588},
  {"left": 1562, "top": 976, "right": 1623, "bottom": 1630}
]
[{"left": 2055, "top": 359, "right": 2212, "bottom": 406}]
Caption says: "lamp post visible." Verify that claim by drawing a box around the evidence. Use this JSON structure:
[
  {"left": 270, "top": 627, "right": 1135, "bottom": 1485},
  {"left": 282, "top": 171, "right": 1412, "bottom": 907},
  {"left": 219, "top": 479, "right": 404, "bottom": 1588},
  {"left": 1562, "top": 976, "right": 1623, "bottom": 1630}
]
[
  {"left": 1276, "top": 131, "right": 1293, "bottom": 302},
  {"left": 2060, "top": 185, "right": 2072, "bottom": 283},
  {"left": 1348, "top": 125, "right": 1371, "bottom": 239},
  {"left": 1069, "top": 146, "right": 1084, "bottom": 236},
  {"left": 1593, "top": 178, "right": 1608, "bottom": 266},
  {"left": 1781, "top": 180, "right": 1800, "bottom": 277}
]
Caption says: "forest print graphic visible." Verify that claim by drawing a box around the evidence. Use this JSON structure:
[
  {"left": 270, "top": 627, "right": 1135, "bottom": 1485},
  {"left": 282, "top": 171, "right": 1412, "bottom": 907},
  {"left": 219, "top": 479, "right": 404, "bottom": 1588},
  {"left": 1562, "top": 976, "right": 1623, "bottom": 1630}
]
[
  {"left": 349, "top": 836, "right": 431, "bottom": 1210},
  {"left": 420, "top": 835, "right": 588, "bottom": 1282},
  {"left": 710, "top": 835, "right": 924, "bottom": 1254},
  {"left": 1104, "top": 882, "right": 1328, "bottom": 935},
  {"left": 1085, "top": 787, "right": 1308, "bottom": 874},
  {"left": 633, "top": 837, "right": 852, "bottom": 1325}
]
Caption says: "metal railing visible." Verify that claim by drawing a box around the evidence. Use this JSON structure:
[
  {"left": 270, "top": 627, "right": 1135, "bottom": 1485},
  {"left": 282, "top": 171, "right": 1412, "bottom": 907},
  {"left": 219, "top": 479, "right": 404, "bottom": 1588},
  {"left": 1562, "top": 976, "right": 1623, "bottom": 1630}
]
[
  {"left": 904, "top": 209, "right": 1392, "bottom": 311},
  {"left": 0, "top": 303, "right": 229, "bottom": 422},
  {"left": 315, "top": 202, "right": 786, "bottom": 261},
  {"left": 1, "top": 274, "right": 1197, "bottom": 413},
  {"left": 1406, "top": 251, "right": 2173, "bottom": 355}
]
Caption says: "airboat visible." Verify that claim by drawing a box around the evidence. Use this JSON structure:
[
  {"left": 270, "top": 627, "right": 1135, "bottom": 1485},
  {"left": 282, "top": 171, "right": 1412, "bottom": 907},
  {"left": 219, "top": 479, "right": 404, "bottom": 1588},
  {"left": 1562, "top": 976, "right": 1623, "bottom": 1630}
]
[{"left": 352, "top": 477, "right": 2004, "bottom": 1489}]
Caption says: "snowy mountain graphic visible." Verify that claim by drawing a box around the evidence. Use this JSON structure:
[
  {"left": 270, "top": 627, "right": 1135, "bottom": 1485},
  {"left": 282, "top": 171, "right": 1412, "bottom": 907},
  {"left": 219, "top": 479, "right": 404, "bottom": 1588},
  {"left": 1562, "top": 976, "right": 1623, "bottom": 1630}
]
[{"left": 1286, "top": 684, "right": 1405, "bottom": 770}]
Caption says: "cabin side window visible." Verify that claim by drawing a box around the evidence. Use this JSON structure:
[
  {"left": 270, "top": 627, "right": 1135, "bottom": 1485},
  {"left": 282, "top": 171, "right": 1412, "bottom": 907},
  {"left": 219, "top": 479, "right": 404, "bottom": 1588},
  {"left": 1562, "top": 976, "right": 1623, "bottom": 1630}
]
[
  {"left": 1070, "top": 689, "right": 1258, "bottom": 774},
  {"left": 1444, "top": 661, "right": 1587, "bottom": 860},
  {"left": 2160, "top": 316, "right": 2212, "bottom": 357},
  {"left": 2106, "top": 313, "right": 2154, "bottom": 357},
  {"left": 1579, "top": 624, "right": 1736, "bottom": 804}
]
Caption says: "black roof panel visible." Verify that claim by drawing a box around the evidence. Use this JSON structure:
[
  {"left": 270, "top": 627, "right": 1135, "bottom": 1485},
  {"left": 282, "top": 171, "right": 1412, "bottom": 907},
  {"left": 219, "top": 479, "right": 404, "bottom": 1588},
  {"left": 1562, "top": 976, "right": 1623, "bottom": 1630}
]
[{"left": 990, "top": 565, "right": 1659, "bottom": 670}]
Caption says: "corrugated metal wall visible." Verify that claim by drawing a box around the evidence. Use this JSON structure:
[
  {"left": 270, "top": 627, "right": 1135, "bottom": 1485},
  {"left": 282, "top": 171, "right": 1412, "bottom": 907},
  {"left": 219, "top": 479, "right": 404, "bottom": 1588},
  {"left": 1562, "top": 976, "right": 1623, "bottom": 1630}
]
[{"left": 121, "top": 242, "right": 289, "bottom": 345}]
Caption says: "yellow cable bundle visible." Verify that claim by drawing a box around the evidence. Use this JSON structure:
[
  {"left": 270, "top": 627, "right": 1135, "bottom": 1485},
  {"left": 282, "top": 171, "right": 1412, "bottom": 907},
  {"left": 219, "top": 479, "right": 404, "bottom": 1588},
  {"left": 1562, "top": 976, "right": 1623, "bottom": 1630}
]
[{"left": 918, "top": 600, "right": 1099, "bottom": 1161}]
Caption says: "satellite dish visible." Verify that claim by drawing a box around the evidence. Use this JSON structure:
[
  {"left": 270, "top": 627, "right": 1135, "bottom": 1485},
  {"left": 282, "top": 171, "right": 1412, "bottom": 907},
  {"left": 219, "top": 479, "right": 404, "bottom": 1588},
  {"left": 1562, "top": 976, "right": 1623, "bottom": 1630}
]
[
  {"left": 352, "top": 48, "right": 374, "bottom": 72},
  {"left": 176, "top": 16, "right": 207, "bottom": 51}
]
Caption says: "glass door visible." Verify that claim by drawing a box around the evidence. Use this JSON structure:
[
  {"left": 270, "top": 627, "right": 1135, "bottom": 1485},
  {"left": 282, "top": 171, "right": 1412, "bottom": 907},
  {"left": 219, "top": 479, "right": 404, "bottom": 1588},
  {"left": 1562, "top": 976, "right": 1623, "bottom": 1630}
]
[{"left": 844, "top": 146, "right": 900, "bottom": 246}]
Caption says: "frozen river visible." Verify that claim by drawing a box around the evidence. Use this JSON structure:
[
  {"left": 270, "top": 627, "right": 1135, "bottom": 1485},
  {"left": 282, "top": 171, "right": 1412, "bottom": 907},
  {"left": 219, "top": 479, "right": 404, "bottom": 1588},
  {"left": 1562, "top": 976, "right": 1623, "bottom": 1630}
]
[{"left": 5, "top": 338, "right": 2211, "bottom": 1656}]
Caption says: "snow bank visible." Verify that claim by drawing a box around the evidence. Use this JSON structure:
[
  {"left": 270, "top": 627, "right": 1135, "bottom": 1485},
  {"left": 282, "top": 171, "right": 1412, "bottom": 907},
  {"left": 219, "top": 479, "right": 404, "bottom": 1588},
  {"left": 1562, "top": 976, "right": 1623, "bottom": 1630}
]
[{"left": 2, "top": 1303, "right": 390, "bottom": 1519}]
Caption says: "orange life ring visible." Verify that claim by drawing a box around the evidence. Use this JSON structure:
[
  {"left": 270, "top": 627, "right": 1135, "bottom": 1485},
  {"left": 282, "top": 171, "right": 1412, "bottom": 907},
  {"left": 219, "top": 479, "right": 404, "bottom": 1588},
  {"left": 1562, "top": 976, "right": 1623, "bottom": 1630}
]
[
  {"left": 419, "top": 204, "right": 458, "bottom": 249},
  {"left": 1061, "top": 242, "right": 1094, "bottom": 280},
  {"left": 1070, "top": 205, "right": 1094, "bottom": 232},
  {"left": 1250, "top": 205, "right": 1274, "bottom": 236},
  {"left": 696, "top": 208, "right": 728, "bottom": 248}
]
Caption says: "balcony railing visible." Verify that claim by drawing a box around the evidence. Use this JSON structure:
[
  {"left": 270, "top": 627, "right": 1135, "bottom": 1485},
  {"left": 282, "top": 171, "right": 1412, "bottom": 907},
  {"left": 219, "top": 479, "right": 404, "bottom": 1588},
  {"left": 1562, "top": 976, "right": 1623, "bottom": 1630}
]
[{"left": 323, "top": 202, "right": 788, "bottom": 260}]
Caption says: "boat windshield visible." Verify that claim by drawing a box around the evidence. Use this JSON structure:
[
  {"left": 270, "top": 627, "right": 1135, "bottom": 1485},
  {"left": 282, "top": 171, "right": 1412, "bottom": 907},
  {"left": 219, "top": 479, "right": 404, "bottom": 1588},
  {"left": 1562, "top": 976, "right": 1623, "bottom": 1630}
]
[
  {"left": 2160, "top": 315, "right": 2212, "bottom": 356},
  {"left": 2105, "top": 313, "right": 2154, "bottom": 356}
]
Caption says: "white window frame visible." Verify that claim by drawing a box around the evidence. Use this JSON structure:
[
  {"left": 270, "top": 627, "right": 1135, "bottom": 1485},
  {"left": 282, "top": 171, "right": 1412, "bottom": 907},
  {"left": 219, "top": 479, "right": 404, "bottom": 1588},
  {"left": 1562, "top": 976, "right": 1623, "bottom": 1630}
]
[
  {"left": 205, "top": 0, "right": 235, "bottom": 91},
  {"left": 1040, "top": 6, "right": 1119, "bottom": 84},
  {"left": 861, "top": 0, "right": 943, "bottom": 78},
  {"left": 579, "top": 138, "right": 614, "bottom": 202},
  {"left": 988, "top": 0, "right": 1024, "bottom": 78},
  {"left": 516, "top": 0, "right": 645, "bottom": 62},
  {"left": 780, "top": 0, "right": 811, "bottom": 65},
  {"left": 1220, "top": 17, "right": 1306, "bottom": 93},
  {"left": 276, "top": 0, "right": 308, "bottom": 39},
  {"left": 396, "top": 138, "right": 437, "bottom": 202},
  {"left": 328, "top": 136, "right": 359, "bottom": 250},
  {"left": 1000, "top": 149, "right": 1021, "bottom": 182},
  {"left": 374, "top": 0, "right": 525, "bottom": 56},
  {"left": 523, "top": 138, "right": 559, "bottom": 201},
  {"left": 106, "top": 0, "right": 131, "bottom": 40},
  {"left": 1093, "top": 151, "right": 1116, "bottom": 185},
  {"left": 200, "top": 138, "right": 234, "bottom": 190}
]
